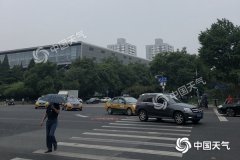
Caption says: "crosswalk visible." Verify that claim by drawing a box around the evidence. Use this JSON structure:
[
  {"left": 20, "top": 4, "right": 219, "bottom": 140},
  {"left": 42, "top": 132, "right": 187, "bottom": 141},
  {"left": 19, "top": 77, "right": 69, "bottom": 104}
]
[{"left": 10, "top": 117, "right": 194, "bottom": 160}]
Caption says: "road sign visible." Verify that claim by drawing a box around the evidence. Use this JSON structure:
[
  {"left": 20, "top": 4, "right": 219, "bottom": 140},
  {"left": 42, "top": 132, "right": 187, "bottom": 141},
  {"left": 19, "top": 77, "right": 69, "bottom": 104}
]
[{"left": 158, "top": 77, "right": 167, "bottom": 83}]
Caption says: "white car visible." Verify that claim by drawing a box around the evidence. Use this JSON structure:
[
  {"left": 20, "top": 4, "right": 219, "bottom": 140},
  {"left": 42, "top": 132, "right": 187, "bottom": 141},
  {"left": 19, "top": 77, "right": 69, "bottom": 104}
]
[{"left": 100, "top": 97, "right": 111, "bottom": 103}]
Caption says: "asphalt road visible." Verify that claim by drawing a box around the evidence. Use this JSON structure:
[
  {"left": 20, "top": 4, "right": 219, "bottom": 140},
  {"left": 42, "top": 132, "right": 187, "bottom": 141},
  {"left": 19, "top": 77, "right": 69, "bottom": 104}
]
[{"left": 0, "top": 104, "right": 239, "bottom": 160}]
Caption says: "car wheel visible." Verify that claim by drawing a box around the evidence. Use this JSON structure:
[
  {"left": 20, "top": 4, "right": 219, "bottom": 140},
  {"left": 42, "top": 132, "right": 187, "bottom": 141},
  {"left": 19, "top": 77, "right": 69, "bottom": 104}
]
[
  {"left": 192, "top": 119, "right": 200, "bottom": 124},
  {"left": 126, "top": 108, "right": 132, "bottom": 116},
  {"left": 226, "top": 108, "right": 235, "bottom": 117},
  {"left": 156, "top": 118, "right": 162, "bottom": 121},
  {"left": 174, "top": 112, "right": 185, "bottom": 125},
  {"left": 35, "top": 107, "right": 37, "bottom": 109},
  {"left": 139, "top": 110, "right": 148, "bottom": 122},
  {"left": 107, "top": 108, "right": 112, "bottom": 115}
]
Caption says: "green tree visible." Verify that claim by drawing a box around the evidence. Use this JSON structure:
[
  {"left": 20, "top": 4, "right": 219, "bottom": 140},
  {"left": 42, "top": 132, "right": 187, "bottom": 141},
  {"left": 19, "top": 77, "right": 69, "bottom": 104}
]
[{"left": 199, "top": 18, "right": 240, "bottom": 74}]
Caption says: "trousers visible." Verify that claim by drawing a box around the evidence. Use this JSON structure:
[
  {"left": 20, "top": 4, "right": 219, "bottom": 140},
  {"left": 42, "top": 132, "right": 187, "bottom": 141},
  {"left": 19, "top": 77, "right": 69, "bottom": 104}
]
[{"left": 46, "top": 119, "right": 58, "bottom": 150}]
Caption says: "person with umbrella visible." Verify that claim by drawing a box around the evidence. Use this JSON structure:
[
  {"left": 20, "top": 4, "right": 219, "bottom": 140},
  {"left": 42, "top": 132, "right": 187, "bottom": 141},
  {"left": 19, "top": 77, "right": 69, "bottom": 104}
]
[{"left": 40, "top": 94, "right": 64, "bottom": 153}]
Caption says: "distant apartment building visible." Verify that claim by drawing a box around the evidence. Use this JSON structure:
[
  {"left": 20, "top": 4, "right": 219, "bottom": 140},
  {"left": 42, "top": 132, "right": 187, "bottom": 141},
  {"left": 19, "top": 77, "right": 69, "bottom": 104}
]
[
  {"left": 107, "top": 38, "right": 137, "bottom": 56},
  {"left": 146, "top": 38, "right": 174, "bottom": 60}
]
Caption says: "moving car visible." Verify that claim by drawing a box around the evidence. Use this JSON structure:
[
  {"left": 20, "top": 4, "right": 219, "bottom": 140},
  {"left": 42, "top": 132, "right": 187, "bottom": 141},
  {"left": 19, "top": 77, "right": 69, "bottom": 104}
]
[
  {"left": 136, "top": 93, "right": 203, "bottom": 124},
  {"left": 105, "top": 96, "right": 137, "bottom": 116},
  {"left": 100, "top": 97, "right": 111, "bottom": 103},
  {"left": 62, "top": 97, "right": 83, "bottom": 111},
  {"left": 6, "top": 99, "right": 15, "bottom": 105},
  {"left": 35, "top": 96, "right": 49, "bottom": 109},
  {"left": 217, "top": 98, "right": 240, "bottom": 116},
  {"left": 86, "top": 98, "right": 100, "bottom": 104}
]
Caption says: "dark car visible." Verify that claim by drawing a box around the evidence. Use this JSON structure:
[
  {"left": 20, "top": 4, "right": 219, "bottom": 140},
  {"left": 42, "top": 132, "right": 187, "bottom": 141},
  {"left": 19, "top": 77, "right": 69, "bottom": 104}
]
[
  {"left": 86, "top": 98, "right": 100, "bottom": 104},
  {"left": 217, "top": 99, "right": 240, "bottom": 117},
  {"left": 136, "top": 93, "right": 203, "bottom": 125}
]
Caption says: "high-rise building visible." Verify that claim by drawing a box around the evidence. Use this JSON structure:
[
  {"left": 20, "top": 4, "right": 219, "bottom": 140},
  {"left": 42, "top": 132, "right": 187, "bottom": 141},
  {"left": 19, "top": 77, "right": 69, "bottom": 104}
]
[
  {"left": 107, "top": 38, "right": 137, "bottom": 56},
  {"left": 146, "top": 38, "right": 174, "bottom": 60}
]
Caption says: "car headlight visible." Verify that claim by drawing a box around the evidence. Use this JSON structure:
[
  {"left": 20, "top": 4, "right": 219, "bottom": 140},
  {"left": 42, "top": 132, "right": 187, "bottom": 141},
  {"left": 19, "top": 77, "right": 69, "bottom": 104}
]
[
  {"left": 184, "top": 108, "right": 192, "bottom": 113},
  {"left": 217, "top": 105, "right": 223, "bottom": 108}
]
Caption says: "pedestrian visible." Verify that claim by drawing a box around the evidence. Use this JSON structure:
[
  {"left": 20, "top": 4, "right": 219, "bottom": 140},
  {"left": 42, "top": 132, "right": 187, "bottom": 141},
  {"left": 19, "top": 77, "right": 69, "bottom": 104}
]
[
  {"left": 40, "top": 103, "right": 60, "bottom": 153},
  {"left": 226, "top": 95, "right": 233, "bottom": 104},
  {"left": 22, "top": 98, "right": 25, "bottom": 105}
]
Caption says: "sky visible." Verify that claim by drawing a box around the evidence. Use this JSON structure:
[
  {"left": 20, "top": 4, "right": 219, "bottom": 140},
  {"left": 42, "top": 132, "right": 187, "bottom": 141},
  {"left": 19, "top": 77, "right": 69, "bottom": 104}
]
[{"left": 0, "top": 0, "right": 239, "bottom": 58}]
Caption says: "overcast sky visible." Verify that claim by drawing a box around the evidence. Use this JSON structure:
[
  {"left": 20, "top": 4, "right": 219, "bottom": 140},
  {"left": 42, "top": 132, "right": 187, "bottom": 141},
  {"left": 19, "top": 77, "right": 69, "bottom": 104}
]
[{"left": 0, "top": 0, "right": 239, "bottom": 58}]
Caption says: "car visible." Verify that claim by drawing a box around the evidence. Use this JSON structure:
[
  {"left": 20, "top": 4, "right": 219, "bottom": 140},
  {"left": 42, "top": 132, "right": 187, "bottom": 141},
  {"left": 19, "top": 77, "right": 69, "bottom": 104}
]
[
  {"left": 62, "top": 97, "right": 83, "bottom": 111},
  {"left": 100, "top": 97, "right": 111, "bottom": 103},
  {"left": 6, "top": 99, "right": 15, "bottom": 105},
  {"left": 217, "top": 99, "right": 240, "bottom": 117},
  {"left": 104, "top": 96, "right": 137, "bottom": 116},
  {"left": 86, "top": 98, "right": 100, "bottom": 104},
  {"left": 136, "top": 93, "right": 203, "bottom": 125},
  {"left": 35, "top": 96, "right": 49, "bottom": 109}
]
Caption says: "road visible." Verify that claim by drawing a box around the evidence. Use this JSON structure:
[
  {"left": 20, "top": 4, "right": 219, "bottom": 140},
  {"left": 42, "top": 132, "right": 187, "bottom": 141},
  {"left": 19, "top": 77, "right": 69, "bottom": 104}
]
[{"left": 0, "top": 104, "right": 239, "bottom": 160}]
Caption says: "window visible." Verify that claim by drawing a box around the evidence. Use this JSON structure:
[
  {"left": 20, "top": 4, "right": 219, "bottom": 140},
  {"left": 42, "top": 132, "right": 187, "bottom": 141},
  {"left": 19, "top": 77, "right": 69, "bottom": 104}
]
[
  {"left": 142, "top": 96, "right": 153, "bottom": 103},
  {"left": 101, "top": 50, "right": 105, "bottom": 53},
  {"left": 89, "top": 47, "right": 94, "bottom": 51},
  {"left": 112, "top": 98, "right": 118, "bottom": 103},
  {"left": 118, "top": 98, "right": 125, "bottom": 104}
]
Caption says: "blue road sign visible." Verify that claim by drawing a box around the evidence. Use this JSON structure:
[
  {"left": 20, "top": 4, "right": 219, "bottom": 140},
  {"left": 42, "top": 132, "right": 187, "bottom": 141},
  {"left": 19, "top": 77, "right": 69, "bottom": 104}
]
[{"left": 158, "top": 77, "right": 167, "bottom": 83}]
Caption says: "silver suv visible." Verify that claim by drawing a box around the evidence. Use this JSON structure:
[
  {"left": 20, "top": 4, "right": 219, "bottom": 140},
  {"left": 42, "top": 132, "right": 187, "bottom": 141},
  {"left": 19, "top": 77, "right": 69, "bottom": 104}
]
[{"left": 136, "top": 93, "right": 203, "bottom": 125}]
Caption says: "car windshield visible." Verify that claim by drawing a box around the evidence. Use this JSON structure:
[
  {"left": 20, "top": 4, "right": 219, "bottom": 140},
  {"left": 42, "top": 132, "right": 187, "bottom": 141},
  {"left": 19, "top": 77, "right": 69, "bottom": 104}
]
[
  {"left": 67, "top": 97, "right": 79, "bottom": 103},
  {"left": 124, "top": 97, "right": 137, "bottom": 103},
  {"left": 38, "top": 97, "right": 46, "bottom": 101}
]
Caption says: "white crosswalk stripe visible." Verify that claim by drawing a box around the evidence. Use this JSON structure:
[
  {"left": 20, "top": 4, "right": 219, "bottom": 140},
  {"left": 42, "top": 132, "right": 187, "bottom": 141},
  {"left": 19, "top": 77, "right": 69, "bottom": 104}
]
[
  {"left": 70, "top": 136, "right": 176, "bottom": 147},
  {"left": 83, "top": 132, "right": 178, "bottom": 141},
  {"left": 213, "top": 108, "right": 228, "bottom": 122},
  {"left": 110, "top": 122, "right": 193, "bottom": 129},
  {"left": 93, "top": 128, "right": 190, "bottom": 136},
  {"left": 33, "top": 149, "right": 141, "bottom": 160},
  {"left": 102, "top": 125, "right": 192, "bottom": 132},
  {"left": 10, "top": 158, "right": 32, "bottom": 160},
  {"left": 57, "top": 142, "right": 182, "bottom": 157}
]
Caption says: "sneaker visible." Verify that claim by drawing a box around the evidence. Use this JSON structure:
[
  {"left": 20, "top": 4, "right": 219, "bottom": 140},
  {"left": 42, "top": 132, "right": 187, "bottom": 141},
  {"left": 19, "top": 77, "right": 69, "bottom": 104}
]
[{"left": 44, "top": 150, "right": 52, "bottom": 153}]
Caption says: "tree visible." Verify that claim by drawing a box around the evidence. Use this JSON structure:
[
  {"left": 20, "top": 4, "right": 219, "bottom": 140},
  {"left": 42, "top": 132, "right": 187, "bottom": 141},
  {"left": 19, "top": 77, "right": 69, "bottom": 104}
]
[{"left": 199, "top": 18, "right": 240, "bottom": 74}]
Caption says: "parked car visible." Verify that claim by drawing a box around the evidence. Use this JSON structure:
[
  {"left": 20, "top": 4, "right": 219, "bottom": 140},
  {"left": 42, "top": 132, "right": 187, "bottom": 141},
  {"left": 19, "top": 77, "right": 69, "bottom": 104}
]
[
  {"left": 86, "top": 98, "right": 100, "bottom": 104},
  {"left": 104, "top": 96, "right": 137, "bottom": 116},
  {"left": 217, "top": 98, "right": 240, "bottom": 116},
  {"left": 35, "top": 97, "right": 49, "bottom": 109},
  {"left": 62, "top": 97, "right": 83, "bottom": 111},
  {"left": 136, "top": 93, "right": 203, "bottom": 124},
  {"left": 6, "top": 99, "right": 15, "bottom": 105},
  {"left": 100, "top": 97, "right": 111, "bottom": 103}
]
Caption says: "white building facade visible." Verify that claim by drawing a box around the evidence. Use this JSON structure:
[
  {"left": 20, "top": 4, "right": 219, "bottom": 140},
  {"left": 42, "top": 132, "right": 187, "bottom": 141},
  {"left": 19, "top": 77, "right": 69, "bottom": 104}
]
[
  {"left": 146, "top": 38, "right": 174, "bottom": 60},
  {"left": 107, "top": 38, "right": 137, "bottom": 56}
]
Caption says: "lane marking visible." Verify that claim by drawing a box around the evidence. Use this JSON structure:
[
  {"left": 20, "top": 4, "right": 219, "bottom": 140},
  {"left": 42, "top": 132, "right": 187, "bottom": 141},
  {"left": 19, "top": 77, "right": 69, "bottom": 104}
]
[
  {"left": 93, "top": 128, "right": 190, "bottom": 136},
  {"left": 56, "top": 142, "right": 182, "bottom": 157},
  {"left": 102, "top": 125, "right": 191, "bottom": 132},
  {"left": 83, "top": 132, "right": 177, "bottom": 141},
  {"left": 113, "top": 121, "right": 193, "bottom": 129},
  {"left": 33, "top": 149, "right": 140, "bottom": 160},
  {"left": 70, "top": 137, "right": 176, "bottom": 147},
  {"left": 11, "top": 158, "right": 32, "bottom": 160},
  {"left": 75, "top": 114, "right": 89, "bottom": 118},
  {"left": 213, "top": 108, "right": 228, "bottom": 122}
]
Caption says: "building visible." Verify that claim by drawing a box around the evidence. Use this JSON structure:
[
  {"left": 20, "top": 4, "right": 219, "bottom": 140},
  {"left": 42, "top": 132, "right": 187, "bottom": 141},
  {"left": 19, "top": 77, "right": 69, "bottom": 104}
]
[
  {"left": 107, "top": 38, "right": 137, "bottom": 56},
  {"left": 0, "top": 41, "right": 149, "bottom": 68},
  {"left": 146, "top": 38, "right": 174, "bottom": 60}
]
